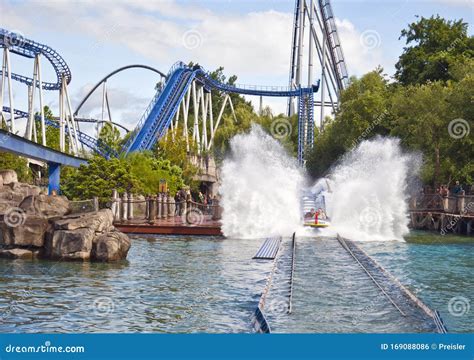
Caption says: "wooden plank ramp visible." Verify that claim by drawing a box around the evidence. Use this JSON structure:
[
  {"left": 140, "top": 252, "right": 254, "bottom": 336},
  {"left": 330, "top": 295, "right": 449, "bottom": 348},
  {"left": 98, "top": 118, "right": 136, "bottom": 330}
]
[{"left": 253, "top": 237, "right": 282, "bottom": 260}]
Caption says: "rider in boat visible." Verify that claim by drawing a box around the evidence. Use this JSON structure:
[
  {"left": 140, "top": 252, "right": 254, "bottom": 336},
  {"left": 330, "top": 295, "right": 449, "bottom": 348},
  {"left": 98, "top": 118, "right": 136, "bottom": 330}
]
[{"left": 304, "top": 208, "right": 316, "bottom": 220}]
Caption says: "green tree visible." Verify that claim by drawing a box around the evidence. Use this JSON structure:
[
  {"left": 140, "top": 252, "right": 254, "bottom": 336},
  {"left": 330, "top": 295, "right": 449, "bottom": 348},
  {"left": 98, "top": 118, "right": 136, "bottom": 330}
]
[
  {"left": 306, "top": 69, "right": 391, "bottom": 178},
  {"left": 61, "top": 156, "right": 139, "bottom": 201},
  {"left": 0, "top": 152, "right": 31, "bottom": 182},
  {"left": 391, "top": 77, "right": 473, "bottom": 185},
  {"left": 0, "top": 114, "right": 32, "bottom": 182},
  {"left": 155, "top": 129, "right": 199, "bottom": 186},
  {"left": 395, "top": 15, "right": 473, "bottom": 85},
  {"left": 34, "top": 106, "right": 67, "bottom": 151},
  {"left": 127, "top": 151, "right": 185, "bottom": 195},
  {"left": 61, "top": 152, "right": 186, "bottom": 201},
  {"left": 98, "top": 122, "right": 122, "bottom": 154}
]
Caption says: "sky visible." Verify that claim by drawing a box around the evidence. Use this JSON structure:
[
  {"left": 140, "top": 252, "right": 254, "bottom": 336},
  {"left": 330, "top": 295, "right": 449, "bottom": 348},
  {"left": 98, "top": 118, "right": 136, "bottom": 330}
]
[{"left": 0, "top": 0, "right": 472, "bottom": 135}]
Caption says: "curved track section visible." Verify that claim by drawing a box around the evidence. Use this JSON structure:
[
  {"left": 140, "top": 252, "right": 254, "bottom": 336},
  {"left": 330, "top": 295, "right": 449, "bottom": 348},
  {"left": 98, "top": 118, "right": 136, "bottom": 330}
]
[
  {"left": 0, "top": 28, "right": 71, "bottom": 90},
  {"left": 66, "top": 117, "right": 130, "bottom": 133},
  {"left": 74, "top": 64, "right": 167, "bottom": 116},
  {"left": 2, "top": 106, "right": 117, "bottom": 158},
  {"left": 123, "top": 62, "right": 318, "bottom": 156}
]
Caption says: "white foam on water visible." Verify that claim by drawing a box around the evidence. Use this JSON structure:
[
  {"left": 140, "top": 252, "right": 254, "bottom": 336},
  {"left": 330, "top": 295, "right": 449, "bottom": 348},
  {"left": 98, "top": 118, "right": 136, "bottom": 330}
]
[
  {"left": 221, "top": 127, "right": 416, "bottom": 242},
  {"left": 325, "top": 137, "right": 417, "bottom": 241},
  {"left": 220, "top": 125, "right": 304, "bottom": 239}
]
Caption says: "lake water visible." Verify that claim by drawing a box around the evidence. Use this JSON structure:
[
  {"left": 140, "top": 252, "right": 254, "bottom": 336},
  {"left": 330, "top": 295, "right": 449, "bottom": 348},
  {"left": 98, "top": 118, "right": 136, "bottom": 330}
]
[{"left": 0, "top": 232, "right": 471, "bottom": 333}]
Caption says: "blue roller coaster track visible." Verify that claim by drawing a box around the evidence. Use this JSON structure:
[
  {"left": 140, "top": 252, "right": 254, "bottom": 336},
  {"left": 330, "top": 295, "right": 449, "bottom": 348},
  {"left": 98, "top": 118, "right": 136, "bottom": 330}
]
[
  {"left": 0, "top": 28, "right": 71, "bottom": 90},
  {"left": 1, "top": 26, "right": 318, "bottom": 166},
  {"left": 123, "top": 62, "right": 319, "bottom": 165},
  {"left": 2, "top": 106, "right": 117, "bottom": 159}
]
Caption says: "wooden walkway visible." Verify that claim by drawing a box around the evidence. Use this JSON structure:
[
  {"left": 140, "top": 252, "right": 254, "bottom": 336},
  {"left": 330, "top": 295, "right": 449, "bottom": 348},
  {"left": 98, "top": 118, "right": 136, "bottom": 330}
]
[{"left": 114, "top": 216, "right": 222, "bottom": 236}]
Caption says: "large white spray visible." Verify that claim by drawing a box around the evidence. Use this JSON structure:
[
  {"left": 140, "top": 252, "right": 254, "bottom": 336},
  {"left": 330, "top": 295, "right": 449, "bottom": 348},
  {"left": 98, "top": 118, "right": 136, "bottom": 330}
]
[
  {"left": 220, "top": 125, "right": 304, "bottom": 239},
  {"left": 325, "top": 137, "right": 416, "bottom": 241}
]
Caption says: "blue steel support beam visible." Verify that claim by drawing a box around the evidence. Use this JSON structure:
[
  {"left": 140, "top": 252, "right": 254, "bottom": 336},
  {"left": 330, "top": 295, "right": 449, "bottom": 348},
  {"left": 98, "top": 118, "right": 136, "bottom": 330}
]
[
  {"left": 2, "top": 107, "right": 118, "bottom": 158},
  {"left": 48, "top": 162, "right": 60, "bottom": 194},
  {"left": 0, "top": 129, "right": 86, "bottom": 166},
  {"left": 123, "top": 61, "right": 320, "bottom": 160},
  {"left": 0, "top": 129, "right": 87, "bottom": 193}
]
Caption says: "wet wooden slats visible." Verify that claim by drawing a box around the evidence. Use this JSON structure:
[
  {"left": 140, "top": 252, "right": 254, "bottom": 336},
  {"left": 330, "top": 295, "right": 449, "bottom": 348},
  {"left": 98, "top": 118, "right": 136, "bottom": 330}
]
[{"left": 253, "top": 237, "right": 281, "bottom": 260}]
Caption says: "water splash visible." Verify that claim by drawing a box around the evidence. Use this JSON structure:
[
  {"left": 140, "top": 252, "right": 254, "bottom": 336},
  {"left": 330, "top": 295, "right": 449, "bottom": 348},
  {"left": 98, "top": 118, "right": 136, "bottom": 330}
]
[
  {"left": 221, "top": 125, "right": 304, "bottom": 238},
  {"left": 325, "top": 137, "right": 417, "bottom": 241}
]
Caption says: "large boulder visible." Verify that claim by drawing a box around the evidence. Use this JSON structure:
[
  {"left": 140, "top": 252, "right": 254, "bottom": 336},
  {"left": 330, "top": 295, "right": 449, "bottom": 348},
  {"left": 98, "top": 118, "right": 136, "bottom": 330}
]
[
  {"left": 53, "top": 209, "right": 114, "bottom": 233},
  {"left": 0, "top": 201, "right": 22, "bottom": 214},
  {"left": 0, "top": 186, "right": 32, "bottom": 207},
  {"left": 44, "top": 227, "right": 95, "bottom": 260},
  {"left": 91, "top": 230, "right": 131, "bottom": 261},
  {"left": 19, "top": 194, "right": 70, "bottom": 218},
  {"left": 7, "top": 182, "right": 42, "bottom": 197},
  {"left": 41, "top": 209, "right": 127, "bottom": 262},
  {"left": 0, "top": 248, "right": 38, "bottom": 260},
  {"left": 0, "top": 170, "right": 18, "bottom": 185},
  {"left": 0, "top": 215, "right": 50, "bottom": 247}
]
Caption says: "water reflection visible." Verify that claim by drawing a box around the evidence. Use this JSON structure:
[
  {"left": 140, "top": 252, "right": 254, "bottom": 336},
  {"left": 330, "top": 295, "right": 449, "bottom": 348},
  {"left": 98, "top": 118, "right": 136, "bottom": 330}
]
[{"left": 0, "top": 233, "right": 471, "bottom": 333}]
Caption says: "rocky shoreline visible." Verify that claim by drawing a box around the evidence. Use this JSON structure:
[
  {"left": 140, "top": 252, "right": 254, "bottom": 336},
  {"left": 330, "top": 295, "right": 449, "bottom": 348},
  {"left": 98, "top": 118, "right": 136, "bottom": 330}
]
[{"left": 0, "top": 170, "right": 131, "bottom": 262}]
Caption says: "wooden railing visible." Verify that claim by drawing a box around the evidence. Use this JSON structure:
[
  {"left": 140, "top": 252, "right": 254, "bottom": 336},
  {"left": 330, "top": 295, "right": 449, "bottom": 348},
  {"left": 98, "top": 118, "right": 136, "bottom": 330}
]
[
  {"left": 409, "top": 194, "right": 474, "bottom": 215},
  {"left": 108, "top": 191, "right": 222, "bottom": 224}
]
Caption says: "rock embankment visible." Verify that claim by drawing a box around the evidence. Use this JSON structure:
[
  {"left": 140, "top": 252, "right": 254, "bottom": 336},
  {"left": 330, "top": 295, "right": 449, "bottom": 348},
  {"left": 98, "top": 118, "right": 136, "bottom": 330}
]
[{"left": 0, "top": 170, "right": 130, "bottom": 262}]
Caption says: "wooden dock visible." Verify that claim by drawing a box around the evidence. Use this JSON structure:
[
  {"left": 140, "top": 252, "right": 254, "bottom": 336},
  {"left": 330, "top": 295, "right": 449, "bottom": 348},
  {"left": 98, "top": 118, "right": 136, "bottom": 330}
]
[{"left": 114, "top": 216, "right": 222, "bottom": 236}]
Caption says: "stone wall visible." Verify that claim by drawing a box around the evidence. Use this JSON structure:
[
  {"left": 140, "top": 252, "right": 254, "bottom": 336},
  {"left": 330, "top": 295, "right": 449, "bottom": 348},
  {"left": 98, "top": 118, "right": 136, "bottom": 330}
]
[{"left": 0, "top": 170, "right": 131, "bottom": 262}]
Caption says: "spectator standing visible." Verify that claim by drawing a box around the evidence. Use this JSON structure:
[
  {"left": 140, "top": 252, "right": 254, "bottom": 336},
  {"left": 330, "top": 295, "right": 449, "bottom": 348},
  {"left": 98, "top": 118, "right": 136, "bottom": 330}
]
[{"left": 452, "top": 181, "right": 463, "bottom": 195}]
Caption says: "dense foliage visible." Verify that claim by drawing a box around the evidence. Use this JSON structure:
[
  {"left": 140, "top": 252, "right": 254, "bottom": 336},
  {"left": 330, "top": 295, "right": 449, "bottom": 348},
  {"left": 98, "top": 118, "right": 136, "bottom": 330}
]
[
  {"left": 307, "top": 15, "right": 473, "bottom": 186},
  {"left": 0, "top": 152, "right": 31, "bottom": 182},
  {"left": 61, "top": 152, "right": 185, "bottom": 201},
  {"left": 3, "top": 15, "right": 472, "bottom": 196},
  {"left": 395, "top": 15, "right": 473, "bottom": 85}
]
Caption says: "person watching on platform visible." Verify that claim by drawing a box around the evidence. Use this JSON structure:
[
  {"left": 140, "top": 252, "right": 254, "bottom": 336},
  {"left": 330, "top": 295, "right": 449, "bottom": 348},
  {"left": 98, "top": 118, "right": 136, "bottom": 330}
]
[{"left": 452, "top": 181, "right": 463, "bottom": 195}]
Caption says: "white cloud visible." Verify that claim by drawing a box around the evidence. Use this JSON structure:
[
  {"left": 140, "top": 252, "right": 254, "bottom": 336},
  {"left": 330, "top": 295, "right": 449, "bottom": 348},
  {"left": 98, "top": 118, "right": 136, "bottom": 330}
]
[
  {"left": 1, "top": 0, "right": 395, "bottom": 120},
  {"left": 335, "top": 18, "right": 387, "bottom": 76},
  {"left": 72, "top": 84, "right": 150, "bottom": 128}
]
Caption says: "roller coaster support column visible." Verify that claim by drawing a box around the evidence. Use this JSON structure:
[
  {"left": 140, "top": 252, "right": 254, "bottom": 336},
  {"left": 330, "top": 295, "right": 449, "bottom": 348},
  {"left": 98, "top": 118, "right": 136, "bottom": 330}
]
[
  {"left": 320, "top": 20, "right": 327, "bottom": 131},
  {"left": 48, "top": 162, "right": 60, "bottom": 195},
  {"left": 0, "top": 48, "right": 15, "bottom": 132},
  {"left": 26, "top": 54, "right": 47, "bottom": 145},
  {"left": 308, "top": 0, "right": 314, "bottom": 86},
  {"left": 182, "top": 87, "right": 191, "bottom": 151},
  {"left": 58, "top": 76, "right": 80, "bottom": 155},
  {"left": 296, "top": 0, "right": 304, "bottom": 88},
  {"left": 192, "top": 82, "right": 201, "bottom": 151}
]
